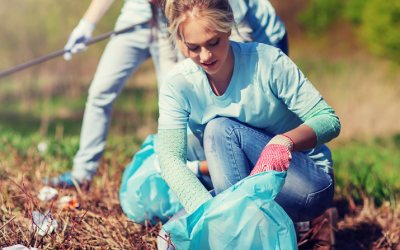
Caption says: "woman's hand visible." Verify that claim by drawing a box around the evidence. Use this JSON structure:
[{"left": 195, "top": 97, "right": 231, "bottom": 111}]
[{"left": 250, "top": 135, "right": 294, "bottom": 176}]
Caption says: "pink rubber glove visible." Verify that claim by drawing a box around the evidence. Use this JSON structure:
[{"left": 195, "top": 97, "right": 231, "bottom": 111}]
[{"left": 250, "top": 135, "right": 294, "bottom": 176}]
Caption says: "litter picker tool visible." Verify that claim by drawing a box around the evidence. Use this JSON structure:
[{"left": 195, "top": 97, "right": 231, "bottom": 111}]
[{"left": 0, "top": 22, "right": 147, "bottom": 78}]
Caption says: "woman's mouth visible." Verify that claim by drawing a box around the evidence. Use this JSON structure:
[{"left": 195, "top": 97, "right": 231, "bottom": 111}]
[{"left": 201, "top": 60, "right": 217, "bottom": 69}]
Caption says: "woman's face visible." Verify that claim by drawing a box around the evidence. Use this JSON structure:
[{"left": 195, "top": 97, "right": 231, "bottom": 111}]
[{"left": 177, "top": 17, "right": 231, "bottom": 77}]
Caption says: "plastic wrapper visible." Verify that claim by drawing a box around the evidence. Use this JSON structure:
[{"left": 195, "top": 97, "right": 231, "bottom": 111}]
[
  {"left": 30, "top": 210, "right": 58, "bottom": 236},
  {"left": 162, "top": 171, "right": 297, "bottom": 250},
  {"left": 119, "top": 134, "right": 183, "bottom": 224}
]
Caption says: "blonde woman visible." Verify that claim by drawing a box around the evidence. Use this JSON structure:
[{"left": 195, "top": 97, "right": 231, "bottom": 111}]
[{"left": 157, "top": 0, "right": 340, "bottom": 247}]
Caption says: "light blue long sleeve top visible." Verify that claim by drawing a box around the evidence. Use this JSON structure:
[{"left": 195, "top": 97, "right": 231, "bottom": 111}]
[{"left": 158, "top": 41, "right": 340, "bottom": 174}]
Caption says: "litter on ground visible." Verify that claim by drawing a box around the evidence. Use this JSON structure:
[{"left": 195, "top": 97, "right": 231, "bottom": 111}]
[
  {"left": 37, "top": 186, "right": 58, "bottom": 202},
  {"left": 30, "top": 210, "right": 58, "bottom": 236},
  {"left": 58, "top": 196, "right": 80, "bottom": 209}
]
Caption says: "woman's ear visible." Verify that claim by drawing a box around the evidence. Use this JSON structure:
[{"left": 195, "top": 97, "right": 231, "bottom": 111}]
[{"left": 227, "top": 30, "right": 232, "bottom": 37}]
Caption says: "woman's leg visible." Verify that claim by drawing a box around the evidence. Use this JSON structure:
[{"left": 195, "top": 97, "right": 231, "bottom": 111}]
[{"left": 203, "top": 117, "right": 334, "bottom": 222}]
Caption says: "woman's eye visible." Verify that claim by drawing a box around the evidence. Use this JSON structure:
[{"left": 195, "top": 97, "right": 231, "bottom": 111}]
[
  {"left": 187, "top": 46, "right": 199, "bottom": 51},
  {"left": 209, "top": 39, "right": 219, "bottom": 46}
]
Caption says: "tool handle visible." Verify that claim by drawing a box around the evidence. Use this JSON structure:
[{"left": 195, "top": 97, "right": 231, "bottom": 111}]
[{"left": 0, "top": 22, "right": 146, "bottom": 78}]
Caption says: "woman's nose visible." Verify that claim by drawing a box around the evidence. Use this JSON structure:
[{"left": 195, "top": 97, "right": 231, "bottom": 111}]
[{"left": 200, "top": 48, "right": 212, "bottom": 62}]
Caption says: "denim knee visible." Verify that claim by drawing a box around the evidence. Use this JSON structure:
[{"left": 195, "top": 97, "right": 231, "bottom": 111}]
[
  {"left": 203, "top": 118, "right": 233, "bottom": 150},
  {"left": 86, "top": 86, "right": 117, "bottom": 109}
]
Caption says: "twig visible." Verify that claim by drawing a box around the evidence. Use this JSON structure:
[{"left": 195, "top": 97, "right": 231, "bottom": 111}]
[{"left": 0, "top": 216, "right": 16, "bottom": 230}]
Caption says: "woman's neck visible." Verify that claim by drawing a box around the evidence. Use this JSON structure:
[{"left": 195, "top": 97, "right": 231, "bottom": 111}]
[{"left": 207, "top": 46, "right": 234, "bottom": 96}]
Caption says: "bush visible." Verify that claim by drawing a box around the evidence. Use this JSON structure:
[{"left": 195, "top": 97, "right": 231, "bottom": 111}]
[
  {"left": 359, "top": 0, "right": 400, "bottom": 62},
  {"left": 299, "top": 0, "right": 400, "bottom": 63},
  {"left": 343, "top": 0, "right": 370, "bottom": 24},
  {"left": 298, "top": 0, "right": 343, "bottom": 35}
]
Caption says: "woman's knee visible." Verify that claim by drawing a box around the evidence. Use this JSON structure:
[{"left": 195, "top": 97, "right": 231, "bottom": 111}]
[
  {"left": 86, "top": 86, "right": 118, "bottom": 109},
  {"left": 203, "top": 117, "right": 234, "bottom": 151}
]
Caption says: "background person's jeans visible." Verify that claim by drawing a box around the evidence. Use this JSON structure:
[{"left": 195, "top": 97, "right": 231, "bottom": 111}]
[
  {"left": 203, "top": 117, "right": 334, "bottom": 223},
  {"left": 72, "top": 25, "right": 162, "bottom": 181}
]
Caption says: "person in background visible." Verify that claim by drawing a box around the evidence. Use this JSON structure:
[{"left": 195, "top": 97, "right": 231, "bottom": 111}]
[
  {"left": 44, "top": 0, "right": 164, "bottom": 188},
  {"left": 156, "top": 0, "right": 340, "bottom": 249}
]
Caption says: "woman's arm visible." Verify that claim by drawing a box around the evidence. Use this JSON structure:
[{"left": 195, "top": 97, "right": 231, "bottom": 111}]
[
  {"left": 250, "top": 99, "right": 340, "bottom": 176},
  {"left": 284, "top": 99, "right": 340, "bottom": 151},
  {"left": 158, "top": 129, "right": 212, "bottom": 214}
]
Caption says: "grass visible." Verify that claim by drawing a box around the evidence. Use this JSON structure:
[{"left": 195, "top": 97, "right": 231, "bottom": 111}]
[
  {"left": 332, "top": 135, "right": 400, "bottom": 205},
  {"left": 1, "top": 128, "right": 400, "bottom": 249}
]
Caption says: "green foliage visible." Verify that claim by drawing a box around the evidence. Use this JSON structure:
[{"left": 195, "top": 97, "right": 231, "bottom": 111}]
[
  {"left": 359, "top": 0, "right": 400, "bottom": 62},
  {"left": 299, "top": 0, "right": 400, "bottom": 63},
  {"left": 298, "top": 0, "right": 343, "bottom": 35},
  {"left": 332, "top": 134, "right": 400, "bottom": 205},
  {"left": 343, "top": 0, "right": 370, "bottom": 24}
]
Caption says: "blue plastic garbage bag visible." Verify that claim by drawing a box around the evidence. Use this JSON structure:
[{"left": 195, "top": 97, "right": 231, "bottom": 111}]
[
  {"left": 162, "top": 171, "right": 297, "bottom": 250},
  {"left": 119, "top": 134, "right": 183, "bottom": 224}
]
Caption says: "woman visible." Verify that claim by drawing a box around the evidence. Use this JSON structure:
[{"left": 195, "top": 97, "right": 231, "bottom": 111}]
[{"left": 158, "top": 0, "right": 340, "bottom": 225}]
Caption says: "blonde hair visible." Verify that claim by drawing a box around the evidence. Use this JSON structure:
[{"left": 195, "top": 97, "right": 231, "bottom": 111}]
[{"left": 164, "top": 0, "right": 235, "bottom": 46}]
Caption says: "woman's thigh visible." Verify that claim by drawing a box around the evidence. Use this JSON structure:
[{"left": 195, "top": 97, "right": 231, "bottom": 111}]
[{"left": 204, "top": 117, "right": 334, "bottom": 222}]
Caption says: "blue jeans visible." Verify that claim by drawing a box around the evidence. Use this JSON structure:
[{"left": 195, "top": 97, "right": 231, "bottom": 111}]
[
  {"left": 203, "top": 117, "right": 334, "bottom": 222},
  {"left": 72, "top": 24, "right": 162, "bottom": 181}
]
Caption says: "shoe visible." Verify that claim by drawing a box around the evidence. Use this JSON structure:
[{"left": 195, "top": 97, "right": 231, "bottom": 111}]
[
  {"left": 42, "top": 172, "right": 83, "bottom": 189},
  {"left": 308, "top": 207, "right": 339, "bottom": 250}
]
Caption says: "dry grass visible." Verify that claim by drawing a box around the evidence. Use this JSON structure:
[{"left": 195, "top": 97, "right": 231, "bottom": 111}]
[
  {"left": 0, "top": 143, "right": 167, "bottom": 249},
  {"left": 334, "top": 195, "right": 400, "bottom": 250},
  {"left": 1, "top": 138, "right": 399, "bottom": 249}
]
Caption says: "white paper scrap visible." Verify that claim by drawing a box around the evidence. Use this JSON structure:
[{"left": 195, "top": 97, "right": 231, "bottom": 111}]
[{"left": 38, "top": 186, "right": 58, "bottom": 202}]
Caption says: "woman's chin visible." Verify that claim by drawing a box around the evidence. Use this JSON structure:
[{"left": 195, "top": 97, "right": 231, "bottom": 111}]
[{"left": 201, "top": 63, "right": 221, "bottom": 75}]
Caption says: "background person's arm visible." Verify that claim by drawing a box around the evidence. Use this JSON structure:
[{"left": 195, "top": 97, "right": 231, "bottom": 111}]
[
  {"left": 83, "top": 0, "right": 115, "bottom": 25},
  {"left": 63, "top": 0, "right": 115, "bottom": 60}
]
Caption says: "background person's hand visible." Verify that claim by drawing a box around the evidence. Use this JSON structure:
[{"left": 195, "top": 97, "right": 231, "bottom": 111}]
[
  {"left": 63, "top": 19, "right": 96, "bottom": 60},
  {"left": 250, "top": 135, "right": 294, "bottom": 176}
]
